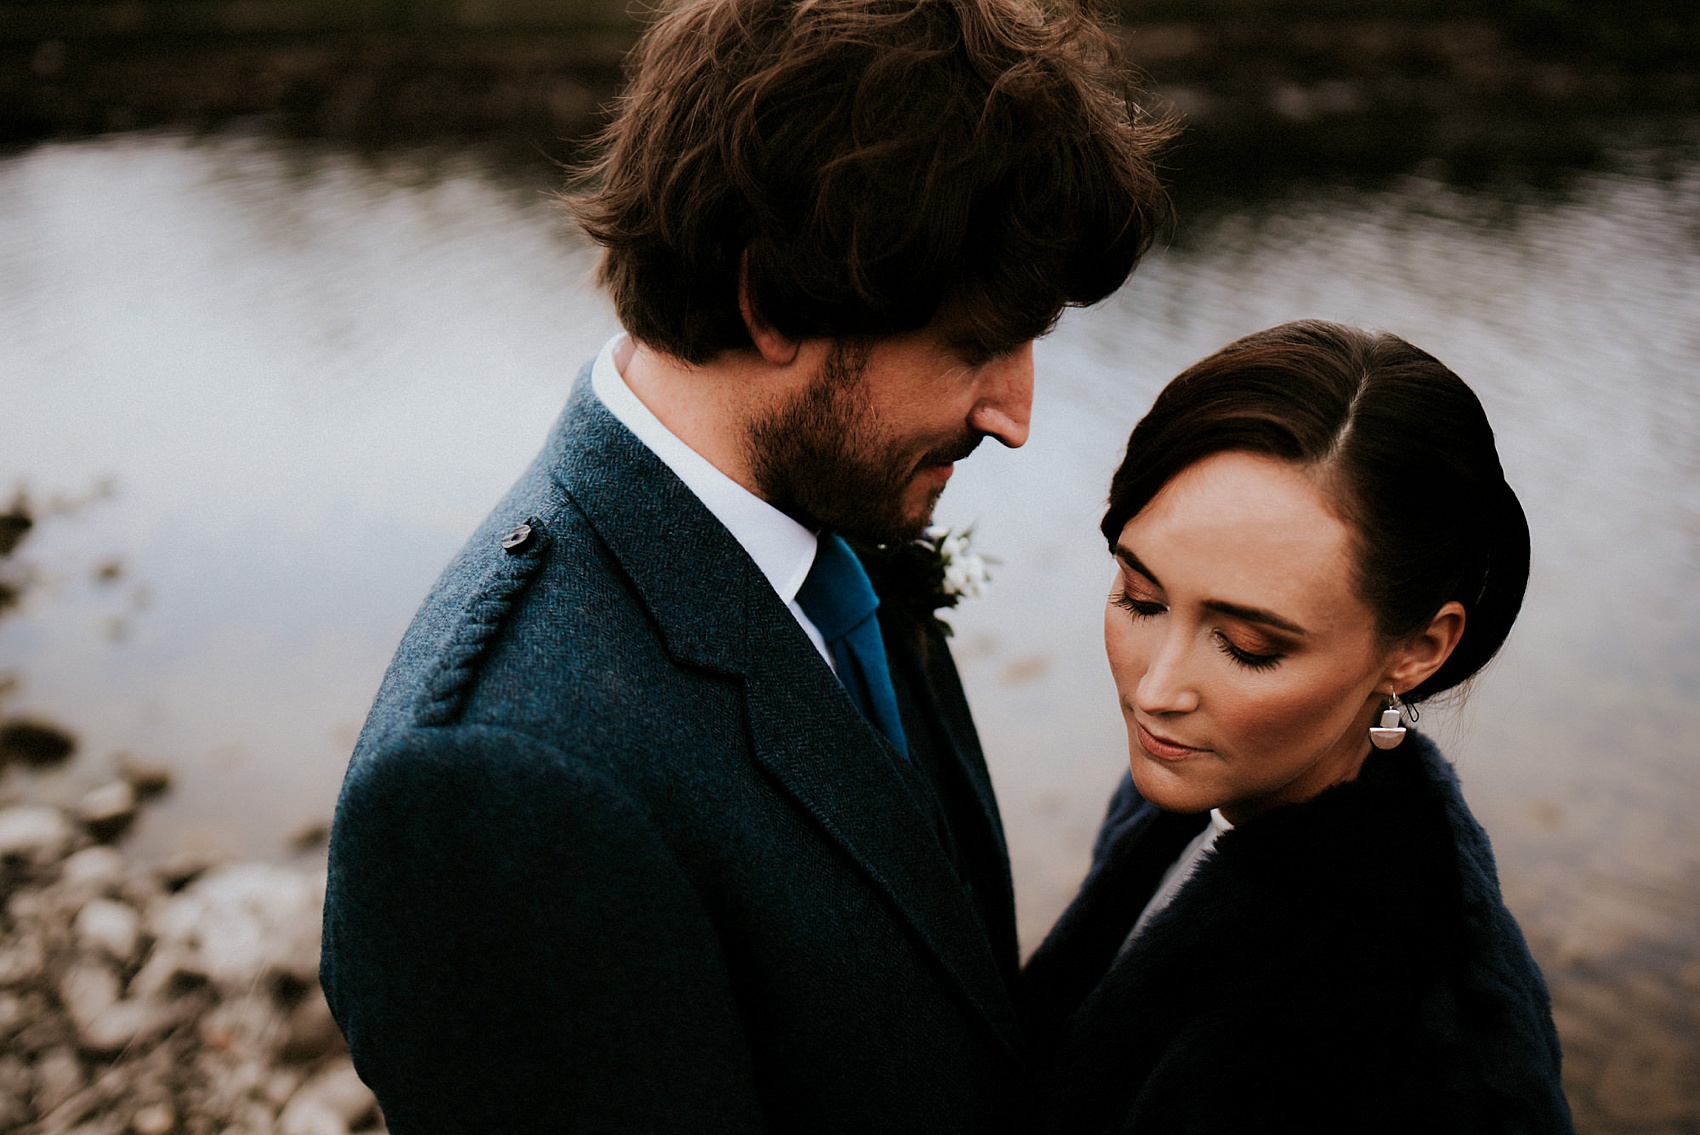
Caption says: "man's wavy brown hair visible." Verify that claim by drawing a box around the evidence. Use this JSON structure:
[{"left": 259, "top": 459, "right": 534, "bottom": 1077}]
[{"left": 568, "top": 0, "right": 1174, "bottom": 364}]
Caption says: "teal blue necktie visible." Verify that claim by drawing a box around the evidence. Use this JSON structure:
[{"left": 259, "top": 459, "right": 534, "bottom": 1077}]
[{"left": 796, "top": 534, "right": 909, "bottom": 759}]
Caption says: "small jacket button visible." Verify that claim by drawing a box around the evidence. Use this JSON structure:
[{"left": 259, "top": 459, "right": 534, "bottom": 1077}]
[{"left": 500, "top": 524, "right": 534, "bottom": 553}]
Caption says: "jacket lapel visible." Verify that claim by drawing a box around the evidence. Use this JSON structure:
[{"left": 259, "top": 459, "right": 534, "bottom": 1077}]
[
  {"left": 548, "top": 373, "right": 1021, "bottom": 1057},
  {"left": 739, "top": 609, "right": 1021, "bottom": 1053},
  {"left": 883, "top": 615, "right": 1020, "bottom": 974}
]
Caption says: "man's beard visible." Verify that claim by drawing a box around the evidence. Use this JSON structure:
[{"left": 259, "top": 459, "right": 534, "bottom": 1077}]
[{"left": 747, "top": 341, "right": 980, "bottom": 545}]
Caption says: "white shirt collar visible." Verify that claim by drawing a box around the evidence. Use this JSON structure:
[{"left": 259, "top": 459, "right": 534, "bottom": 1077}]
[{"left": 589, "top": 333, "right": 819, "bottom": 608}]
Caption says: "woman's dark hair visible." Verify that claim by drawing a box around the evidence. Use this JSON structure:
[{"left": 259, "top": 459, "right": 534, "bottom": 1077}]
[
  {"left": 569, "top": 0, "right": 1174, "bottom": 364},
  {"left": 1101, "top": 320, "right": 1530, "bottom": 703}
]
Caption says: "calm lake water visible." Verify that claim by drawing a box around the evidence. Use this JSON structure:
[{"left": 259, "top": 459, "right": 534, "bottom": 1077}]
[{"left": 3, "top": 129, "right": 1699, "bottom": 1129}]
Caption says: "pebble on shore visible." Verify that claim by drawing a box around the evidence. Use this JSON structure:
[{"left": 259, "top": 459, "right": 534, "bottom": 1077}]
[{"left": 0, "top": 795, "right": 380, "bottom": 1135}]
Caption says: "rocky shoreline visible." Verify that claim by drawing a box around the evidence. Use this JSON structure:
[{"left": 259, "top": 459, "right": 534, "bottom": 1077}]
[
  {"left": 1, "top": 495, "right": 375, "bottom": 1134},
  {"left": 0, "top": 791, "right": 374, "bottom": 1135}
]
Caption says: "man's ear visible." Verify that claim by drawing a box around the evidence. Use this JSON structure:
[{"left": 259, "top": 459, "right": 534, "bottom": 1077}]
[
  {"left": 738, "top": 251, "right": 799, "bottom": 366},
  {"left": 1382, "top": 601, "right": 1467, "bottom": 696}
]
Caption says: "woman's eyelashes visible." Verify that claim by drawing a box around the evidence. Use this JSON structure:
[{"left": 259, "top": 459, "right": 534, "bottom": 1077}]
[
  {"left": 1111, "top": 585, "right": 1166, "bottom": 618},
  {"left": 1113, "top": 583, "right": 1289, "bottom": 671},
  {"left": 1214, "top": 630, "right": 1284, "bottom": 671}
]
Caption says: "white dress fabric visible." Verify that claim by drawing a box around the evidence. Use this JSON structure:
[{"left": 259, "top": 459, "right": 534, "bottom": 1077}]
[{"left": 1121, "top": 808, "right": 1234, "bottom": 952}]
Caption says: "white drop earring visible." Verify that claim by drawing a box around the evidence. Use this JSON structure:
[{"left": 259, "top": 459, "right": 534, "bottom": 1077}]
[{"left": 1369, "top": 692, "right": 1410, "bottom": 750}]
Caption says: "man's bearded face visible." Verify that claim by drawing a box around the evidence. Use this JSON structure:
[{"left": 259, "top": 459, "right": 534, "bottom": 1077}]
[{"left": 748, "top": 339, "right": 985, "bottom": 545}]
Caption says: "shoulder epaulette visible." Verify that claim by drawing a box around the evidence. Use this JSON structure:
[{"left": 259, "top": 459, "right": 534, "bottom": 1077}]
[{"left": 417, "top": 516, "right": 551, "bottom": 726}]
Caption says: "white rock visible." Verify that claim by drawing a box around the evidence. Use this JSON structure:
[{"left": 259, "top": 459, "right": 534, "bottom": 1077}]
[
  {"left": 6, "top": 888, "right": 46, "bottom": 921},
  {"left": 228, "top": 1098, "right": 284, "bottom": 1134},
  {"left": 198, "top": 993, "right": 288, "bottom": 1058},
  {"left": 279, "top": 1099, "right": 348, "bottom": 1135},
  {"left": 116, "top": 757, "right": 173, "bottom": 798},
  {"left": 131, "top": 1101, "right": 176, "bottom": 1135},
  {"left": 151, "top": 863, "right": 324, "bottom": 991},
  {"left": 78, "top": 996, "right": 178, "bottom": 1054},
  {"left": 59, "top": 846, "right": 127, "bottom": 894},
  {"left": 119, "top": 865, "right": 167, "bottom": 911},
  {"left": 78, "top": 780, "right": 137, "bottom": 834},
  {"left": 126, "top": 945, "right": 185, "bottom": 1002},
  {"left": 31, "top": 1046, "right": 84, "bottom": 1114},
  {"left": 0, "top": 937, "right": 44, "bottom": 986},
  {"left": 279, "top": 1061, "right": 375, "bottom": 1135},
  {"left": 57, "top": 961, "right": 120, "bottom": 1028},
  {"left": 0, "top": 993, "right": 23, "bottom": 1037},
  {"left": 75, "top": 898, "right": 142, "bottom": 965},
  {"left": 0, "top": 806, "right": 72, "bottom": 864},
  {"left": 196, "top": 1057, "right": 269, "bottom": 1120},
  {"left": 21, "top": 885, "right": 77, "bottom": 930},
  {"left": 265, "top": 1068, "right": 305, "bottom": 1107}
]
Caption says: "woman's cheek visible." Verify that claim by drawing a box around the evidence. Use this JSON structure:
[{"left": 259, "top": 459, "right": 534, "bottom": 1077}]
[
  {"left": 1214, "top": 667, "right": 1358, "bottom": 771},
  {"left": 1103, "top": 606, "right": 1144, "bottom": 693}
]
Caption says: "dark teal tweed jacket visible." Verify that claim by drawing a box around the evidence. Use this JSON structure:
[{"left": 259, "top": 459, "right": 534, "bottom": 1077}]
[{"left": 321, "top": 371, "right": 1025, "bottom": 1133}]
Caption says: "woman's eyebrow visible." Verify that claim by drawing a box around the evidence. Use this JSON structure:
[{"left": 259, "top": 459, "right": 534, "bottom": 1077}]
[
  {"left": 1114, "top": 546, "right": 1161, "bottom": 588},
  {"left": 1117, "top": 543, "right": 1308, "bottom": 636},
  {"left": 1202, "top": 599, "right": 1308, "bottom": 637}
]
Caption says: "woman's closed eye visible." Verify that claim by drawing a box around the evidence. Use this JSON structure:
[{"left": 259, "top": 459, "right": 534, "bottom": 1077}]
[
  {"left": 1113, "top": 580, "right": 1289, "bottom": 670},
  {"left": 1111, "top": 587, "right": 1166, "bottom": 618},
  {"left": 1213, "top": 629, "right": 1284, "bottom": 671}
]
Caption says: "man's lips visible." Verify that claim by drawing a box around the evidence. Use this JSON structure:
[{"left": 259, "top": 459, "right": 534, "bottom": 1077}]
[
  {"left": 927, "top": 434, "right": 984, "bottom": 466},
  {"left": 915, "top": 434, "right": 983, "bottom": 483},
  {"left": 1136, "top": 721, "right": 1207, "bottom": 762}
]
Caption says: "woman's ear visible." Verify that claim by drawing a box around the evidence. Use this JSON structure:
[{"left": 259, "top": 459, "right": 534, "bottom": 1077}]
[
  {"left": 738, "top": 251, "right": 799, "bottom": 366},
  {"left": 1383, "top": 601, "right": 1467, "bottom": 695}
]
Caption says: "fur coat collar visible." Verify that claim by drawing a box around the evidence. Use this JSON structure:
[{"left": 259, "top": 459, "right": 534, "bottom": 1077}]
[{"left": 1020, "top": 733, "right": 1574, "bottom": 1134}]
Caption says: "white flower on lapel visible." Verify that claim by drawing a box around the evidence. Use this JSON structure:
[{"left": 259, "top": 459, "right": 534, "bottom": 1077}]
[{"left": 927, "top": 526, "right": 990, "bottom": 601}]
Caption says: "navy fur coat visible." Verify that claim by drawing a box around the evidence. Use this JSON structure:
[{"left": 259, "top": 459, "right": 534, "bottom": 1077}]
[{"left": 1019, "top": 733, "right": 1574, "bottom": 1134}]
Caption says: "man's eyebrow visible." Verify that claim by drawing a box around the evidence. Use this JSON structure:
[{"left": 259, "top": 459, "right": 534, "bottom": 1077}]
[
  {"left": 946, "top": 335, "right": 1010, "bottom": 366},
  {"left": 1115, "top": 543, "right": 1308, "bottom": 636}
]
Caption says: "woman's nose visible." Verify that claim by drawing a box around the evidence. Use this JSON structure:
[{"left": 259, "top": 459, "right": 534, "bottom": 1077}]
[{"left": 1136, "top": 631, "right": 1200, "bottom": 716}]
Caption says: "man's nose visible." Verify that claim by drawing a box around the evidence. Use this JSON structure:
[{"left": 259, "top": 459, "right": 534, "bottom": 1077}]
[{"left": 968, "top": 342, "right": 1034, "bottom": 449}]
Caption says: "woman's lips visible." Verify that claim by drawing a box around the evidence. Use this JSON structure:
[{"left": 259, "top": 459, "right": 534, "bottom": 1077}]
[{"left": 1136, "top": 722, "right": 1205, "bottom": 762}]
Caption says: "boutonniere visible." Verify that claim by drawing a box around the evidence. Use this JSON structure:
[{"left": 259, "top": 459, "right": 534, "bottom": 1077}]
[{"left": 851, "top": 525, "right": 991, "bottom": 641}]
